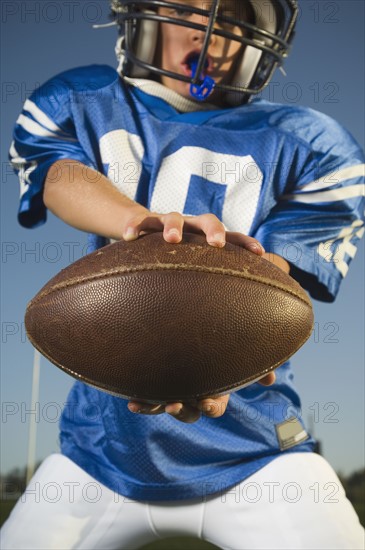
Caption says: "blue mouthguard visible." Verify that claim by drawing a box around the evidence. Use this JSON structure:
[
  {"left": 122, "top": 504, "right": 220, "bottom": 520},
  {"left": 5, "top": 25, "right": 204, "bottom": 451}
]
[{"left": 189, "top": 57, "right": 215, "bottom": 101}]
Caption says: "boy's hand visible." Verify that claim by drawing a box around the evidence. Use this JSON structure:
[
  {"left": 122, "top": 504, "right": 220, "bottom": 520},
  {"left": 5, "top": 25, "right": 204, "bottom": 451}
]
[
  {"left": 123, "top": 210, "right": 264, "bottom": 255},
  {"left": 128, "top": 373, "right": 276, "bottom": 424}
]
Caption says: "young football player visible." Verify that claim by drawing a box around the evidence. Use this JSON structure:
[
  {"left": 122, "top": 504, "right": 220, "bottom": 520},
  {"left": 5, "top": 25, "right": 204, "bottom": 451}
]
[{"left": 2, "top": 0, "right": 364, "bottom": 548}]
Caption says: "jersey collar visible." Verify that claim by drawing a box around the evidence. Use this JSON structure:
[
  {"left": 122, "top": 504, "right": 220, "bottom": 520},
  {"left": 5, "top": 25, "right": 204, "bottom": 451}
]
[{"left": 122, "top": 76, "right": 218, "bottom": 113}]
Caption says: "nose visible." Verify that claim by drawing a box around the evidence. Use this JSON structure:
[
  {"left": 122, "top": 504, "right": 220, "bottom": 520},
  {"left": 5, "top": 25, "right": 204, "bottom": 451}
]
[{"left": 189, "top": 13, "right": 217, "bottom": 46}]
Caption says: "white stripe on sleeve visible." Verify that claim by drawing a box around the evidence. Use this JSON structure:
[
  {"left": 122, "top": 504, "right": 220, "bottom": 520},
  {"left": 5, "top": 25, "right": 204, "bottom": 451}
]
[
  {"left": 16, "top": 114, "right": 77, "bottom": 141},
  {"left": 317, "top": 219, "right": 364, "bottom": 277},
  {"left": 283, "top": 184, "right": 365, "bottom": 203},
  {"left": 297, "top": 164, "right": 365, "bottom": 192},
  {"left": 9, "top": 141, "right": 37, "bottom": 196},
  {"left": 23, "top": 99, "right": 66, "bottom": 134},
  {"left": 9, "top": 140, "right": 21, "bottom": 161}
]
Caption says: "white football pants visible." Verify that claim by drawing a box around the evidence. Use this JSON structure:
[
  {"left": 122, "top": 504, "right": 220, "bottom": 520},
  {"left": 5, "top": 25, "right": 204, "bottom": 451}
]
[{"left": 1, "top": 452, "right": 363, "bottom": 550}]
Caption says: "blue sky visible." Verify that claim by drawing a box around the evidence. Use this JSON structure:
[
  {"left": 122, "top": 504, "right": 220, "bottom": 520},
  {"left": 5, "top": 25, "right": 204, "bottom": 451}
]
[{"left": 1, "top": 1, "right": 364, "bottom": 476}]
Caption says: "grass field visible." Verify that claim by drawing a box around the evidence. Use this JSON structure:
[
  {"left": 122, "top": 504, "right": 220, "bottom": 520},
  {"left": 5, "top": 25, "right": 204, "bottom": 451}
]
[
  {"left": 354, "top": 502, "right": 365, "bottom": 528},
  {"left": 0, "top": 501, "right": 14, "bottom": 527}
]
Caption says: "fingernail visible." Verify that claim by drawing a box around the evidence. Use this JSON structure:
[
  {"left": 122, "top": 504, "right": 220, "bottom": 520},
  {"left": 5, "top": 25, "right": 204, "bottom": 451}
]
[
  {"left": 168, "top": 405, "right": 183, "bottom": 416},
  {"left": 248, "top": 242, "right": 265, "bottom": 254},
  {"left": 203, "top": 405, "right": 213, "bottom": 413},
  {"left": 167, "top": 229, "right": 180, "bottom": 238},
  {"left": 123, "top": 228, "right": 137, "bottom": 241},
  {"left": 208, "top": 234, "right": 225, "bottom": 247},
  {"left": 128, "top": 404, "right": 140, "bottom": 413}
]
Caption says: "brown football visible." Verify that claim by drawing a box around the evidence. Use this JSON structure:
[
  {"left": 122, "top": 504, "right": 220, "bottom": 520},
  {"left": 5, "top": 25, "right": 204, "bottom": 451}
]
[{"left": 25, "top": 232, "right": 313, "bottom": 404}]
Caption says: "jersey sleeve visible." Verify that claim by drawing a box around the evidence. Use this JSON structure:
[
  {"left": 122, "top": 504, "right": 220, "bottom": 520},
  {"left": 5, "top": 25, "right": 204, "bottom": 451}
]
[
  {"left": 9, "top": 74, "right": 96, "bottom": 229},
  {"left": 253, "top": 111, "right": 364, "bottom": 302}
]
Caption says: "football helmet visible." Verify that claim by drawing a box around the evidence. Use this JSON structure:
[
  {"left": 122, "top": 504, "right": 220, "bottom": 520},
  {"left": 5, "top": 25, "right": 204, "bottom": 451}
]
[{"left": 110, "top": 0, "right": 298, "bottom": 104}]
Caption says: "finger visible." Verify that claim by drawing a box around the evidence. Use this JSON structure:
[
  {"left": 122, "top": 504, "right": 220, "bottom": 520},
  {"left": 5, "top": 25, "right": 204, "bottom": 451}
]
[
  {"left": 257, "top": 372, "right": 276, "bottom": 386},
  {"left": 165, "top": 402, "right": 201, "bottom": 423},
  {"left": 161, "top": 212, "right": 184, "bottom": 243},
  {"left": 123, "top": 212, "right": 162, "bottom": 241},
  {"left": 127, "top": 402, "right": 165, "bottom": 415},
  {"left": 197, "top": 394, "right": 230, "bottom": 418},
  {"left": 184, "top": 214, "right": 226, "bottom": 247},
  {"left": 225, "top": 232, "right": 265, "bottom": 255}
]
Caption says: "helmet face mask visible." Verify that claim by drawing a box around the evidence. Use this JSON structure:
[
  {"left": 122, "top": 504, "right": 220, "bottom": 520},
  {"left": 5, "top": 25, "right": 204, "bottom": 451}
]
[{"left": 111, "top": 0, "right": 298, "bottom": 105}]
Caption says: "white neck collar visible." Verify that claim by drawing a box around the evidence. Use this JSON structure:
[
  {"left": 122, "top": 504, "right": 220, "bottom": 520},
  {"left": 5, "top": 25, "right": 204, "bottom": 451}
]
[{"left": 122, "top": 76, "right": 219, "bottom": 113}]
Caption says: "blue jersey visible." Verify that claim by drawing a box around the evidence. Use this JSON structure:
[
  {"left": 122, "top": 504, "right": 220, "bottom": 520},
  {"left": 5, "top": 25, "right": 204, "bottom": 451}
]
[{"left": 10, "top": 65, "right": 365, "bottom": 501}]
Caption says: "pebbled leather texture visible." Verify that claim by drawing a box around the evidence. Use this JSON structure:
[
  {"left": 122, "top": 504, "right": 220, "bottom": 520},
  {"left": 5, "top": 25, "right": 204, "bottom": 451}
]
[{"left": 25, "top": 233, "right": 314, "bottom": 403}]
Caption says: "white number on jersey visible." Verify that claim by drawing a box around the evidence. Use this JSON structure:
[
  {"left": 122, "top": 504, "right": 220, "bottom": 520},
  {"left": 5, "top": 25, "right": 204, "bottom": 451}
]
[{"left": 100, "top": 132, "right": 263, "bottom": 234}]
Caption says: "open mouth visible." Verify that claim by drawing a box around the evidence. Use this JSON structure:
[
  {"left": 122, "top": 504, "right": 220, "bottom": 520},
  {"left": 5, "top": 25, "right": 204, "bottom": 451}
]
[{"left": 181, "top": 50, "right": 213, "bottom": 78}]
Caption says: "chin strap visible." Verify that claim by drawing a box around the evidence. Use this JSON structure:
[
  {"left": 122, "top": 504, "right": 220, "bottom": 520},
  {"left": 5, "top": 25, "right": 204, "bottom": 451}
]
[{"left": 189, "top": 57, "right": 216, "bottom": 101}]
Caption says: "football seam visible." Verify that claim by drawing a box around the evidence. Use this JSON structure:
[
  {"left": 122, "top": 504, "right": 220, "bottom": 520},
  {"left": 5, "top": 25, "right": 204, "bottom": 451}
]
[{"left": 28, "top": 263, "right": 311, "bottom": 308}]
